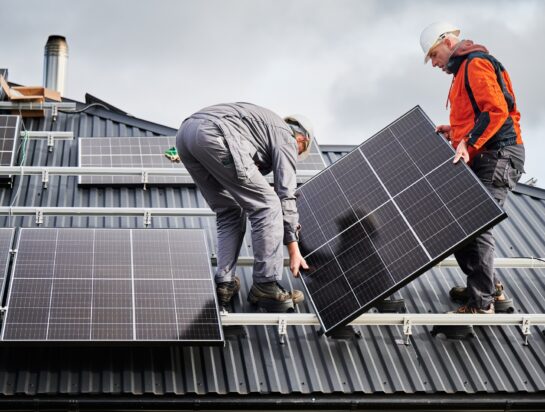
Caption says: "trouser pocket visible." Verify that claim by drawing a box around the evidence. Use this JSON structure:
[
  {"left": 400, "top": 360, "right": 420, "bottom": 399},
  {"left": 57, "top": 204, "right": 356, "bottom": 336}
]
[{"left": 492, "top": 157, "right": 522, "bottom": 190}]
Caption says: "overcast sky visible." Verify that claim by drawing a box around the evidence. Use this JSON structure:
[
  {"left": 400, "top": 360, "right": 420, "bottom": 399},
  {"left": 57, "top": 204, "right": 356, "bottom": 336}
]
[{"left": 3, "top": 0, "right": 544, "bottom": 186}]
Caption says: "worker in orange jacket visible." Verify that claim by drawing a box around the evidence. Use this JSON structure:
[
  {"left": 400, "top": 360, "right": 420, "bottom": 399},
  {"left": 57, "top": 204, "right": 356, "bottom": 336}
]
[{"left": 420, "top": 22, "right": 525, "bottom": 314}]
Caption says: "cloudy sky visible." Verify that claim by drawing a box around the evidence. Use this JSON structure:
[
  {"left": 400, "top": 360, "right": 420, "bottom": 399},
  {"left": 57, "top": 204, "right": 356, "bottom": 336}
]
[{"left": 3, "top": 0, "right": 544, "bottom": 185}]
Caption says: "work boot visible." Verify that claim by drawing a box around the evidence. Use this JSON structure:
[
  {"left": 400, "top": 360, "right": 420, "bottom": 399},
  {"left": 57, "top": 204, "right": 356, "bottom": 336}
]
[
  {"left": 216, "top": 276, "right": 240, "bottom": 310},
  {"left": 248, "top": 281, "right": 304, "bottom": 304},
  {"left": 449, "top": 282, "right": 507, "bottom": 303},
  {"left": 449, "top": 303, "right": 495, "bottom": 314},
  {"left": 247, "top": 281, "right": 304, "bottom": 311}
]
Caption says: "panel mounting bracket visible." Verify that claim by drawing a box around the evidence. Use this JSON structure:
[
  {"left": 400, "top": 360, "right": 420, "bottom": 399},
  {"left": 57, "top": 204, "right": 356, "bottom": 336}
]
[
  {"left": 47, "top": 133, "right": 55, "bottom": 152},
  {"left": 41, "top": 169, "right": 49, "bottom": 189},
  {"left": 143, "top": 210, "right": 152, "bottom": 227},
  {"left": 51, "top": 104, "right": 58, "bottom": 122},
  {"left": 522, "top": 317, "right": 531, "bottom": 346},
  {"left": 35, "top": 208, "right": 44, "bottom": 225},
  {"left": 141, "top": 171, "right": 149, "bottom": 190},
  {"left": 278, "top": 317, "right": 288, "bottom": 344},
  {"left": 403, "top": 316, "right": 412, "bottom": 345}
]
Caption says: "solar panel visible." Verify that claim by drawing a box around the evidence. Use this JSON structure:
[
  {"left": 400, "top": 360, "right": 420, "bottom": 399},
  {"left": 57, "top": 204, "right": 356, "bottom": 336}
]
[
  {"left": 296, "top": 106, "right": 506, "bottom": 335},
  {"left": 79, "top": 136, "right": 326, "bottom": 186},
  {"left": 0, "top": 228, "right": 15, "bottom": 298},
  {"left": 295, "top": 138, "right": 327, "bottom": 172},
  {"left": 78, "top": 136, "right": 193, "bottom": 185},
  {"left": 1, "top": 228, "right": 223, "bottom": 343},
  {"left": 0, "top": 115, "right": 21, "bottom": 184}
]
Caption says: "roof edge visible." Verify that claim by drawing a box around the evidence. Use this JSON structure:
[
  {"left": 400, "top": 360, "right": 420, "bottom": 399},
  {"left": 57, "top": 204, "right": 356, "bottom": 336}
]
[
  {"left": 1, "top": 393, "right": 544, "bottom": 410},
  {"left": 60, "top": 96, "right": 178, "bottom": 136},
  {"left": 513, "top": 183, "right": 545, "bottom": 200}
]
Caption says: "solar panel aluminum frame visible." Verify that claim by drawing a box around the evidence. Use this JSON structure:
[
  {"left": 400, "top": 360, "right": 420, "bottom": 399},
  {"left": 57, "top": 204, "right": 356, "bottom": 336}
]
[
  {"left": 296, "top": 106, "right": 507, "bottom": 336},
  {"left": 0, "top": 228, "right": 224, "bottom": 345},
  {"left": 0, "top": 115, "right": 21, "bottom": 185},
  {"left": 0, "top": 228, "right": 15, "bottom": 302}
]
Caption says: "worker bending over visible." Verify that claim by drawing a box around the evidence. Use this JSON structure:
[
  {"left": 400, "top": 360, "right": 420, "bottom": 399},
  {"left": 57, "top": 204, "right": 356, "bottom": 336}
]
[{"left": 176, "top": 102, "right": 312, "bottom": 312}]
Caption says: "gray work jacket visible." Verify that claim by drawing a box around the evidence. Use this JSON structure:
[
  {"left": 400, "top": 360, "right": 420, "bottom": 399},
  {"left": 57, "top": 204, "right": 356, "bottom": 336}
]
[{"left": 188, "top": 102, "right": 300, "bottom": 244}]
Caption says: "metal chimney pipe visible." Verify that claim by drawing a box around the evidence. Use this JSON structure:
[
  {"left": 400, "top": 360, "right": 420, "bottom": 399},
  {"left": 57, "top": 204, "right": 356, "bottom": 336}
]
[{"left": 43, "top": 35, "right": 68, "bottom": 96}]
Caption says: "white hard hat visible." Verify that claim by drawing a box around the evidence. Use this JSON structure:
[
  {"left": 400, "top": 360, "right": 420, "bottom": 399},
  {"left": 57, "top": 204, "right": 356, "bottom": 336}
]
[
  {"left": 284, "top": 114, "right": 314, "bottom": 160},
  {"left": 420, "top": 22, "right": 460, "bottom": 63}
]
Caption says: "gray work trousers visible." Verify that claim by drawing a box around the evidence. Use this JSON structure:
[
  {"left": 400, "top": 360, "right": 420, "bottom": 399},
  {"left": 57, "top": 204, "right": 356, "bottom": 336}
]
[
  {"left": 454, "top": 144, "right": 525, "bottom": 309},
  {"left": 176, "top": 118, "right": 284, "bottom": 285}
]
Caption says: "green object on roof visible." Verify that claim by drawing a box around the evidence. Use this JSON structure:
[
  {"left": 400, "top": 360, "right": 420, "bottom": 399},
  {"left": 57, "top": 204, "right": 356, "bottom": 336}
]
[{"left": 164, "top": 146, "right": 180, "bottom": 162}]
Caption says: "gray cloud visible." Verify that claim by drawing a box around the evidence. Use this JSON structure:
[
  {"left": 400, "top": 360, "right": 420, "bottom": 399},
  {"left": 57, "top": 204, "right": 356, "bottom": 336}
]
[{"left": 2, "top": 0, "right": 544, "bottom": 184}]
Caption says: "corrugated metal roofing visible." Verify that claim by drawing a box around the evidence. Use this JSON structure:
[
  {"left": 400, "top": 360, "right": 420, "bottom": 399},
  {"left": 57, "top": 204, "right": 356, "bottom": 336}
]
[{"left": 0, "top": 107, "right": 544, "bottom": 407}]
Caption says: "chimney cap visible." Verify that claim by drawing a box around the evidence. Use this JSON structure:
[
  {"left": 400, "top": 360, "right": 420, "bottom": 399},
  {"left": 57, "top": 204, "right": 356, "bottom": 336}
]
[{"left": 47, "top": 35, "right": 67, "bottom": 42}]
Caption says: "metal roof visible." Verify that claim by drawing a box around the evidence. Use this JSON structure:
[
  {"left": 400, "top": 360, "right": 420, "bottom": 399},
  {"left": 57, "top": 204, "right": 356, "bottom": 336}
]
[{"left": 0, "top": 106, "right": 544, "bottom": 409}]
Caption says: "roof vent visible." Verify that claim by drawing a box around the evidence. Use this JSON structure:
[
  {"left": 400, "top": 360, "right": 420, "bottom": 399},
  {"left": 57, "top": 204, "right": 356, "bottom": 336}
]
[{"left": 43, "top": 35, "right": 68, "bottom": 96}]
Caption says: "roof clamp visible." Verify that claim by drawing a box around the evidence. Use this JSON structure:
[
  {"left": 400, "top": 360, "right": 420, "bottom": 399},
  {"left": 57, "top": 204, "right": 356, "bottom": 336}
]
[
  {"left": 41, "top": 169, "right": 49, "bottom": 189},
  {"left": 51, "top": 104, "right": 58, "bottom": 122},
  {"left": 47, "top": 132, "right": 55, "bottom": 152},
  {"left": 143, "top": 210, "right": 152, "bottom": 227},
  {"left": 522, "top": 317, "right": 531, "bottom": 346},
  {"left": 278, "top": 317, "right": 288, "bottom": 344},
  {"left": 141, "top": 171, "right": 149, "bottom": 191},
  {"left": 35, "top": 208, "right": 44, "bottom": 225},
  {"left": 403, "top": 317, "right": 412, "bottom": 346}
]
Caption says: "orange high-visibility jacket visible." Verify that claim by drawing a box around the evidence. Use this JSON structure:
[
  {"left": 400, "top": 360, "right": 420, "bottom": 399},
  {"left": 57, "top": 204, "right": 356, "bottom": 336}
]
[{"left": 448, "top": 52, "right": 523, "bottom": 158}]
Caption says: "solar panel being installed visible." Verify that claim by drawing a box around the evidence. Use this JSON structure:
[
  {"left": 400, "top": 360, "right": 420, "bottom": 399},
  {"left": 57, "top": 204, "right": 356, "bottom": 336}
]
[
  {"left": 296, "top": 106, "right": 506, "bottom": 335},
  {"left": 1, "top": 228, "right": 223, "bottom": 343},
  {"left": 0, "top": 115, "right": 21, "bottom": 184},
  {"left": 0, "top": 228, "right": 15, "bottom": 299},
  {"left": 78, "top": 135, "right": 326, "bottom": 186}
]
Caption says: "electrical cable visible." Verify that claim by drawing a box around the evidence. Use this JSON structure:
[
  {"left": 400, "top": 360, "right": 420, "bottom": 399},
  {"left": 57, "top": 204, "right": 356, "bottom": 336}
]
[
  {"left": 8, "top": 110, "right": 30, "bottom": 227},
  {"left": 58, "top": 102, "right": 110, "bottom": 114}
]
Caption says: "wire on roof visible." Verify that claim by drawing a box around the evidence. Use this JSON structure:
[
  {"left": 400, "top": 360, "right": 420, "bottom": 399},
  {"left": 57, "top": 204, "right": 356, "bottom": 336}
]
[{"left": 58, "top": 102, "right": 111, "bottom": 114}]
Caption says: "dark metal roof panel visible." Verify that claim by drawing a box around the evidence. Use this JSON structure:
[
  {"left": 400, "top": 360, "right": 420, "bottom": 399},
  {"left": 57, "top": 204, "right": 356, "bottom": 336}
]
[{"left": 0, "top": 112, "right": 544, "bottom": 400}]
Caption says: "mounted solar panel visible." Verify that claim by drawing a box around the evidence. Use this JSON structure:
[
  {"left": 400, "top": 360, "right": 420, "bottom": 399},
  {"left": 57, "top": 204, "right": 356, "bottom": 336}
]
[
  {"left": 295, "top": 138, "right": 327, "bottom": 172},
  {"left": 0, "top": 115, "right": 21, "bottom": 185},
  {"left": 296, "top": 106, "right": 506, "bottom": 335},
  {"left": 79, "top": 136, "right": 326, "bottom": 187},
  {"left": 1, "top": 228, "right": 223, "bottom": 344},
  {"left": 78, "top": 136, "right": 193, "bottom": 185},
  {"left": 0, "top": 228, "right": 15, "bottom": 298}
]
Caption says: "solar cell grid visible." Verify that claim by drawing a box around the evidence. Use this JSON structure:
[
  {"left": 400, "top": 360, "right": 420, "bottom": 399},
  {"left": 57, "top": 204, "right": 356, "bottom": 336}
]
[
  {"left": 0, "top": 115, "right": 21, "bottom": 183},
  {"left": 78, "top": 137, "right": 193, "bottom": 185},
  {"left": 79, "top": 136, "right": 326, "bottom": 186},
  {"left": 0, "top": 228, "right": 223, "bottom": 343},
  {"left": 296, "top": 106, "right": 506, "bottom": 334}
]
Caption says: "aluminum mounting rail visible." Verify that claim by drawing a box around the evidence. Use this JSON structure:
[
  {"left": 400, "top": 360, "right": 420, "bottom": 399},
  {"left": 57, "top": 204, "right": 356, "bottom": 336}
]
[
  {"left": 0, "top": 166, "right": 319, "bottom": 186},
  {"left": 1, "top": 166, "right": 192, "bottom": 177},
  {"left": 20, "top": 131, "right": 74, "bottom": 140},
  {"left": 221, "top": 312, "right": 545, "bottom": 345},
  {"left": 0, "top": 101, "right": 77, "bottom": 121},
  {"left": 214, "top": 256, "right": 545, "bottom": 269},
  {"left": 0, "top": 102, "right": 77, "bottom": 110},
  {"left": 19, "top": 131, "right": 74, "bottom": 152},
  {"left": 0, "top": 206, "right": 215, "bottom": 225}
]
